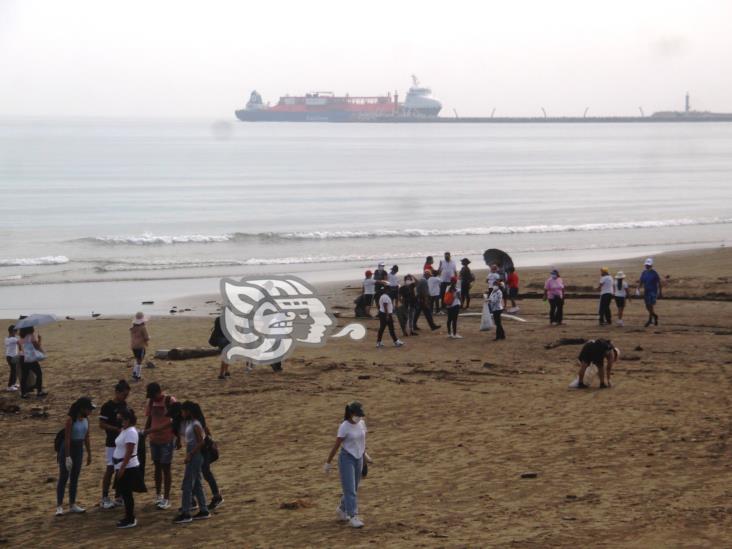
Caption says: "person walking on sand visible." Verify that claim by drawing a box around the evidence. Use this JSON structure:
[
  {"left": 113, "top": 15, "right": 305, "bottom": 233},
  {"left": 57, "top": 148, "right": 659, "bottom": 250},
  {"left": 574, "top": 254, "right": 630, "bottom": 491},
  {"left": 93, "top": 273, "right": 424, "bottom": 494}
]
[
  {"left": 5, "top": 325, "right": 20, "bottom": 392},
  {"left": 428, "top": 269, "right": 442, "bottom": 314},
  {"left": 598, "top": 267, "right": 614, "bottom": 326},
  {"left": 437, "top": 252, "right": 457, "bottom": 311},
  {"left": 324, "top": 401, "right": 372, "bottom": 529},
  {"left": 397, "top": 274, "right": 417, "bottom": 337},
  {"left": 413, "top": 271, "right": 441, "bottom": 332},
  {"left": 543, "top": 269, "right": 565, "bottom": 325},
  {"left": 638, "top": 258, "right": 662, "bottom": 327},
  {"left": 459, "top": 258, "right": 475, "bottom": 309},
  {"left": 19, "top": 326, "right": 48, "bottom": 399},
  {"left": 171, "top": 402, "right": 224, "bottom": 510},
  {"left": 444, "top": 276, "right": 463, "bottom": 339},
  {"left": 387, "top": 265, "right": 400, "bottom": 305},
  {"left": 173, "top": 401, "right": 211, "bottom": 524},
  {"left": 375, "top": 285, "right": 404, "bottom": 348},
  {"left": 114, "top": 407, "right": 146, "bottom": 528},
  {"left": 99, "top": 379, "right": 131, "bottom": 509},
  {"left": 488, "top": 281, "right": 506, "bottom": 340},
  {"left": 55, "top": 397, "right": 95, "bottom": 516},
  {"left": 573, "top": 339, "right": 619, "bottom": 389},
  {"left": 614, "top": 271, "right": 630, "bottom": 326},
  {"left": 208, "top": 316, "right": 233, "bottom": 380},
  {"left": 129, "top": 312, "right": 149, "bottom": 381},
  {"left": 362, "top": 270, "right": 376, "bottom": 317},
  {"left": 506, "top": 269, "right": 520, "bottom": 312},
  {"left": 143, "top": 382, "right": 176, "bottom": 510}
]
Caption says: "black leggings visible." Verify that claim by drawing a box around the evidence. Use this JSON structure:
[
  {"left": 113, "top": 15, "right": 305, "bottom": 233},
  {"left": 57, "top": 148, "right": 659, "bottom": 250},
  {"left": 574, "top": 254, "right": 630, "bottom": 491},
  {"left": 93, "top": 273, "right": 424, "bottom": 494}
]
[
  {"left": 598, "top": 294, "right": 613, "bottom": 324},
  {"left": 117, "top": 466, "right": 140, "bottom": 521},
  {"left": 447, "top": 306, "right": 459, "bottom": 335},
  {"left": 377, "top": 312, "right": 397, "bottom": 343},
  {"left": 6, "top": 356, "right": 17, "bottom": 386},
  {"left": 549, "top": 297, "right": 564, "bottom": 324},
  {"left": 202, "top": 451, "right": 219, "bottom": 497},
  {"left": 493, "top": 310, "right": 506, "bottom": 340},
  {"left": 21, "top": 360, "right": 42, "bottom": 394}
]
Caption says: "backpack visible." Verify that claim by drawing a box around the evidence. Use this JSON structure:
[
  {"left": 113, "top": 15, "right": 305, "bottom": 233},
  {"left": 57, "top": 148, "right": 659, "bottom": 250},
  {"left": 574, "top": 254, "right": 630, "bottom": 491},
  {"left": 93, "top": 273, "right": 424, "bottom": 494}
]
[
  {"left": 54, "top": 428, "right": 65, "bottom": 453},
  {"left": 443, "top": 290, "right": 455, "bottom": 306}
]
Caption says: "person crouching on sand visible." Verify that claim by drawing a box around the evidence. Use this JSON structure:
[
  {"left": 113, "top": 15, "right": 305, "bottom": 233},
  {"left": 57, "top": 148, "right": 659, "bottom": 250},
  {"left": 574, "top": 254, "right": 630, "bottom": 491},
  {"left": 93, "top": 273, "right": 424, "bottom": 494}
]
[
  {"left": 324, "top": 401, "right": 372, "bottom": 529},
  {"left": 574, "top": 339, "right": 619, "bottom": 389},
  {"left": 129, "top": 312, "right": 149, "bottom": 381}
]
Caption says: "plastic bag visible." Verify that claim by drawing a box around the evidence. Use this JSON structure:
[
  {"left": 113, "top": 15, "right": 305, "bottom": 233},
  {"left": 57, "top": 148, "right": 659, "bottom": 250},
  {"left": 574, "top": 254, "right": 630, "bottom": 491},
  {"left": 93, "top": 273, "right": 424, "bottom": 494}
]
[
  {"left": 480, "top": 302, "right": 494, "bottom": 331},
  {"left": 568, "top": 364, "right": 598, "bottom": 388}
]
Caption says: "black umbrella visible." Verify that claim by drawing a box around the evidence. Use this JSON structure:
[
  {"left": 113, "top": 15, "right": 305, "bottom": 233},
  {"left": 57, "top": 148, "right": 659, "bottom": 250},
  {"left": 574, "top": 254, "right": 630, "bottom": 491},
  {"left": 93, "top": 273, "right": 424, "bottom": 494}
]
[{"left": 482, "top": 249, "right": 515, "bottom": 273}]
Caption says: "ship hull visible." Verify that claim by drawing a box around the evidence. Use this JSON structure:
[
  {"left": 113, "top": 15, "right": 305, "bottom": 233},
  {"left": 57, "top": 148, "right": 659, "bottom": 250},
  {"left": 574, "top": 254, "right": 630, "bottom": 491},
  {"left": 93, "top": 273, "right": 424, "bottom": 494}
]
[{"left": 235, "top": 109, "right": 383, "bottom": 122}]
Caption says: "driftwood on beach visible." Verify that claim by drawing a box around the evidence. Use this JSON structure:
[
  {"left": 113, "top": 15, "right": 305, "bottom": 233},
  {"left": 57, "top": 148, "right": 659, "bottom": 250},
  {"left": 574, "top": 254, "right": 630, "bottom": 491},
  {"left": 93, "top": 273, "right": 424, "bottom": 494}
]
[{"left": 155, "top": 347, "right": 221, "bottom": 360}]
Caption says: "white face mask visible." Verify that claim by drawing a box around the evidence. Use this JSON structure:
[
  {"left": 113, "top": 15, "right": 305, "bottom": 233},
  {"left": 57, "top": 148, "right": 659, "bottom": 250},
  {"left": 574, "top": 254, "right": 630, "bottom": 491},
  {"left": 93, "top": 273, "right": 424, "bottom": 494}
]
[{"left": 351, "top": 416, "right": 362, "bottom": 423}]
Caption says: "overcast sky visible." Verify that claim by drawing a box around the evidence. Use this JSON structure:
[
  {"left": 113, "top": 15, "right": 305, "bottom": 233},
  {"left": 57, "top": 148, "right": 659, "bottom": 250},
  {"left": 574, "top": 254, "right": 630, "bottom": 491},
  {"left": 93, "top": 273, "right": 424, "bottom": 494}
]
[{"left": 1, "top": 0, "right": 731, "bottom": 118}]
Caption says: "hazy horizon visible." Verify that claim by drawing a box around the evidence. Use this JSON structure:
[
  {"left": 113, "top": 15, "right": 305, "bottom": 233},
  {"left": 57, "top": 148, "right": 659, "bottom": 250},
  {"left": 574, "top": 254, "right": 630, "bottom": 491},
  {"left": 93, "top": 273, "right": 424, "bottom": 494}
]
[{"left": 1, "top": 0, "right": 731, "bottom": 119}]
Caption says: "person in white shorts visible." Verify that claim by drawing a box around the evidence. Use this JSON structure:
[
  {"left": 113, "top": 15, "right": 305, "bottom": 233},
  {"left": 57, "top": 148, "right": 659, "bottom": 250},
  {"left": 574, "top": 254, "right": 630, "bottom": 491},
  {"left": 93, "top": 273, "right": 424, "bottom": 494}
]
[{"left": 98, "top": 379, "right": 130, "bottom": 509}]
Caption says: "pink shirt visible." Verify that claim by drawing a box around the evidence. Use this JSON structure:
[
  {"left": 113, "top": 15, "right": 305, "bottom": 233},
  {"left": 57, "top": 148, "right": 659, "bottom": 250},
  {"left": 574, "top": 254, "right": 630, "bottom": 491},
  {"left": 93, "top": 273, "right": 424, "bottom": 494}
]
[
  {"left": 544, "top": 277, "right": 565, "bottom": 299},
  {"left": 145, "top": 395, "right": 176, "bottom": 444}
]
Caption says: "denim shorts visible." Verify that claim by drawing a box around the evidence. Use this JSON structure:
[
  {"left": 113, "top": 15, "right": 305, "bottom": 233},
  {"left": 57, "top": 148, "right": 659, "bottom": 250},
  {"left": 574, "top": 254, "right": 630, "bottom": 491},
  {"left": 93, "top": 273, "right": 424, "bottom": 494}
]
[
  {"left": 150, "top": 441, "right": 175, "bottom": 464},
  {"left": 644, "top": 292, "right": 657, "bottom": 306}
]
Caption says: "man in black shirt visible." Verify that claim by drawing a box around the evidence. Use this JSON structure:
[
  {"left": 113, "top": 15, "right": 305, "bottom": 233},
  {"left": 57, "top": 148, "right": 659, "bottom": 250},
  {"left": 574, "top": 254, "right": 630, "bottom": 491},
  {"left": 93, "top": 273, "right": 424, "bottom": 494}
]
[{"left": 98, "top": 379, "right": 130, "bottom": 508}]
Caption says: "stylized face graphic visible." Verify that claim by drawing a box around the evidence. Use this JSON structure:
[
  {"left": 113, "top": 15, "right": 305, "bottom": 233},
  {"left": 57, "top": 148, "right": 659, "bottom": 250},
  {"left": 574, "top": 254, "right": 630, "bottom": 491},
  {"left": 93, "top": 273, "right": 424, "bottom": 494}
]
[{"left": 220, "top": 276, "right": 337, "bottom": 364}]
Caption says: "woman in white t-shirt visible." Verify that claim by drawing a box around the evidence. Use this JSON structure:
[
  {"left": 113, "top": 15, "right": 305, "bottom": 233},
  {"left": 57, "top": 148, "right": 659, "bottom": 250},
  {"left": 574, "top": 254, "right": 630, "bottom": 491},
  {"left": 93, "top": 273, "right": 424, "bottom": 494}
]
[
  {"left": 614, "top": 271, "right": 630, "bottom": 326},
  {"left": 324, "top": 401, "right": 372, "bottom": 529},
  {"left": 113, "top": 407, "right": 145, "bottom": 529},
  {"left": 597, "top": 267, "right": 614, "bottom": 326}
]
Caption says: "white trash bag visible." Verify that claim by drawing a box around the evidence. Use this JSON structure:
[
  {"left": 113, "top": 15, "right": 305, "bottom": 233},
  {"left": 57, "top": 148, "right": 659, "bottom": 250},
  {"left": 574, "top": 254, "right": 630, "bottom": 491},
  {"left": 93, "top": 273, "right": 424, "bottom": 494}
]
[
  {"left": 480, "top": 302, "right": 494, "bottom": 331},
  {"left": 568, "top": 364, "right": 598, "bottom": 388}
]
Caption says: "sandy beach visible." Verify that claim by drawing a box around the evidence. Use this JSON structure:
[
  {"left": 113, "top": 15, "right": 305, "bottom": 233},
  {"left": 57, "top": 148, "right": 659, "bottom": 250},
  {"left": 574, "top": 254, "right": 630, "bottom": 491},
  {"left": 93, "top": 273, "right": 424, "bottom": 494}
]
[{"left": 1, "top": 247, "right": 731, "bottom": 548}]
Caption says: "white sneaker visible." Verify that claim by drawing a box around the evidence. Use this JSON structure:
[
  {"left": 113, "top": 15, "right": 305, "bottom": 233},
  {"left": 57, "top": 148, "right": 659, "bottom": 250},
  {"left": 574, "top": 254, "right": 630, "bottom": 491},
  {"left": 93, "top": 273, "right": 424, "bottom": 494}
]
[
  {"left": 101, "top": 497, "right": 116, "bottom": 509},
  {"left": 617, "top": 319, "right": 624, "bottom": 327},
  {"left": 70, "top": 503, "right": 86, "bottom": 513},
  {"left": 6, "top": 386, "right": 18, "bottom": 391},
  {"left": 447, "top": 334, "right": 454, "bottom": 339},
  {"left": 349, "top": 516, "right": 364, "bottom": 528},
  {"left": 336, "top": 506, "right": 348, "bottom": 522},
  {"left": 452, "top": 334, "right": 464, "bottom": 339},
  {"left": 157, "top": 498, "right": 171, "bottom": 510},
  {"left": 154, "top": 494, "right": 163, "bottom": 505},
  {"left": 375, "top": 342, "right": 384, "bottom": 348},
  {"left": 394, "top": 340, "right": 404, "bottom": 347},
  {"left": 55, "top": 506, "right": 64, "bottom": 516}
]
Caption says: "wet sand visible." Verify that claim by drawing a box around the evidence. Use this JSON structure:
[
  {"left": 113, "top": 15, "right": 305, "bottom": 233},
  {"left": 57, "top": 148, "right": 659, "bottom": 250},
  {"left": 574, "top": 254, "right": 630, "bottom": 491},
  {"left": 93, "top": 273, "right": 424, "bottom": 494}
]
[{"left": 1, "top": 247, "right": 731, "bottom": 547}]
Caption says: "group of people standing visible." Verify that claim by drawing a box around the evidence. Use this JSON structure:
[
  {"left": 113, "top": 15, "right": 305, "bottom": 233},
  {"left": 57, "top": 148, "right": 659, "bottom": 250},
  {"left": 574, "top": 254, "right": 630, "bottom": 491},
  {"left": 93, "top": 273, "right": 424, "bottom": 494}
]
[
  {"left": 55, "top": 378, "right": 222, "bottom": 529},
  {"left": 360, "top": 252, "right": 518, "bottom": 344},
  {"left": 543, "top": 257, "right": 663, "bottom": 328},
  {"left": 4, "top": 324, "right": 48, "bottom": 397}
]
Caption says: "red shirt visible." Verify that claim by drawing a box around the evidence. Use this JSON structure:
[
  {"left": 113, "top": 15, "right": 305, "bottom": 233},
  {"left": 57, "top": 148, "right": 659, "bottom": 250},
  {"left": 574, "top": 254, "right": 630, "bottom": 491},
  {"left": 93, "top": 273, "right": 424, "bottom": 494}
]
[{"left": 507, "top": 271, "right": 519, "bottom": 289}]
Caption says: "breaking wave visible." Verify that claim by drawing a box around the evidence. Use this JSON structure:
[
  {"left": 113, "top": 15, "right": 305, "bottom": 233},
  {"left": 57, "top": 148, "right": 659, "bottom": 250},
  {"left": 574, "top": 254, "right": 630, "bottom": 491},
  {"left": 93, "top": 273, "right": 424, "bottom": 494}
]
[
  {"left": 81, "top": 218, "right": 732, "bottom": 245},
  {"left": 0, "top": 256, "right": 70, "bottom": 267}
]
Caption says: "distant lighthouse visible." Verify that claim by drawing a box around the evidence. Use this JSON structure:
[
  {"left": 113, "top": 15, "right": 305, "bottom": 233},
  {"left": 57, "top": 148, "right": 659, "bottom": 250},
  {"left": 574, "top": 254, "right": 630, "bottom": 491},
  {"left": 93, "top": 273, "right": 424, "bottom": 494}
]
[{"left": 685, "top": 92, "right": 691, "bottom": 113}]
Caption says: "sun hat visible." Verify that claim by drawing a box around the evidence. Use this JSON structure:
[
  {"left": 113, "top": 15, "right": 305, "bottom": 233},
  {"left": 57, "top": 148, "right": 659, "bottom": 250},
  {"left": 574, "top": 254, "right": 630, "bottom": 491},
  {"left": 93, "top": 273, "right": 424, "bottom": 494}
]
[
  {"left": 601, "top": 267, "right": 609, "bottom": 274},
  {"left": 615, "top": 271, "right": 626, "bottom": 279},
  {"left": 644, "top": 258, "right": 653, "bottom": 266},
  {"left": 461, "top": 258, "right": 471, "bottom": 265},
  {"left": 348, "top": 401, "right": 365, "bottom": 417},
  {"left": 132, "top": 311, "right": 147, "bottom": 325}
]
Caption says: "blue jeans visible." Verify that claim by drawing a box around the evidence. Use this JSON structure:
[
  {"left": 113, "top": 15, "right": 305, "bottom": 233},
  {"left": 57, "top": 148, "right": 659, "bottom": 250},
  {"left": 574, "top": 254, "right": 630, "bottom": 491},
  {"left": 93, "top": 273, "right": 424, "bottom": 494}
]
[
  {"left": 57, "top": 441, "right": 83, "bottom": 505},
  {"left": 181, "top": 448, "right": 208, "bottom": 514},
  {"left": 338, "top": 450, "right": 362, "bottom": 517}
]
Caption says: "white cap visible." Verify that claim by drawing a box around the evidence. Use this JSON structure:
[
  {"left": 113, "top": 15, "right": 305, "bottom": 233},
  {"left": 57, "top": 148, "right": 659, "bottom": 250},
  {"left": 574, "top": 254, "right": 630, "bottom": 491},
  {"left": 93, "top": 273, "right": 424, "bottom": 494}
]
[
  {"left": 132, "top": 311, "right": 147, "bottom": 325},
  {"left": 644, "top": 258, "right": 653, "bottom": 266},
  {"left": 378, "top": 261, "right": 385, "bottom": 266}
]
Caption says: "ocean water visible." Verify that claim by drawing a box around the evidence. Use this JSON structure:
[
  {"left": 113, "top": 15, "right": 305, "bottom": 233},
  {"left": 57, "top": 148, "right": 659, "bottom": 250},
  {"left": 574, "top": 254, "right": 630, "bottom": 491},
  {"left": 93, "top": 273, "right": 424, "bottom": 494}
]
[{"left": 1, "top": 118, "right": 731, "bottom": 315}]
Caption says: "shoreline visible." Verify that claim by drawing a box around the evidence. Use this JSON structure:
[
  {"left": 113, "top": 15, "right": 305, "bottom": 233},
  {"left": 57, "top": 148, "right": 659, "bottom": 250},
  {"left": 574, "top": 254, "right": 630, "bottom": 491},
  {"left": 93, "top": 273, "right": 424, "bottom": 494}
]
[{"left": 2, "top": 243, "right": 728, "bottom": 320}]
